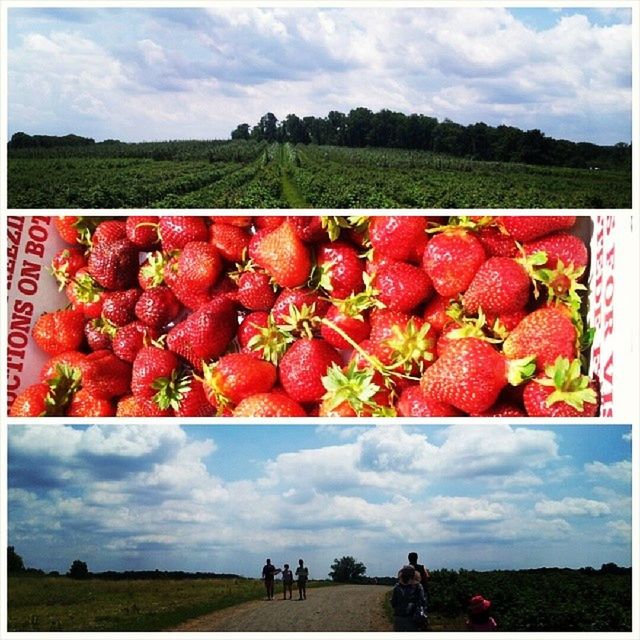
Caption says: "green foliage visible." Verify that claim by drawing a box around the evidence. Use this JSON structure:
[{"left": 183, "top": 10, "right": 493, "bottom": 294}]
[
  {"left": 329, "top": 556, "right": 367, "bottom": 583},
  {"left": 67, "top": 560, "right": 89, "bottom": 579},
  {"left": 7, "top": 547, "right": 25, "bottom": 574}
]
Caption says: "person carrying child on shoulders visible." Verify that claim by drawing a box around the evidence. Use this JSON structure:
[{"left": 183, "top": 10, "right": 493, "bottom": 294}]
[{"left": 391, "top": 565, "right": 428, "bottom": 632}]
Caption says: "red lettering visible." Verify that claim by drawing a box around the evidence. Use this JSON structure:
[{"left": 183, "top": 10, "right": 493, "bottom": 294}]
[{"left": 17, "top": 261, "right": 42, "bottom": 296}]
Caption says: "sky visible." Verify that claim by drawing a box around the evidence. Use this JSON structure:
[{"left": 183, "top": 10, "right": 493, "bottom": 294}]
[
  {"left": 7, "top": 6, "right": 632, "bottom": 145},
  {"left": 8, "top": 423, "right": 632, "bottom": 578}
]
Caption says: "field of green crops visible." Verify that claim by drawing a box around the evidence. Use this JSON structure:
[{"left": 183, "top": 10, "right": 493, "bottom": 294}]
[{"left": 7, "top": 140, "right": 631, "bottom": 209}]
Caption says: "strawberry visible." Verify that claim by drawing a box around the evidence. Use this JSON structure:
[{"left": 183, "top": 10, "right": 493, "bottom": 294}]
[
  {"left": 50, "top": 247, "right": 87, "bottom": 288},
  {"left": 202, "top": 353, "right": 277, "bottom": 410},
  {"left": 9, "top": 384, "right": 52, "bottom": 417},
  {"left": 320, "top": 303, "right": 371, "bottom": 351},
  {"left": 369, "top": 215, "right": 427, "bottom": 261},
  {"left": 523, "top": 357, "right": 599, "bottom": 417},
  {"left": 159, "top": 216, "right": 209, "bottom": 251},
  {"left": 32, "top": 309, "right": 86, "bottom": 355},
  {"left": 272, "top": 288, "right": 329, "bottom": 326},
  {"left": 238, "top": 311, "right": 269, "bottom": 352},
  {"left": 39, "top": 351, "right": 91, "bottom": 382},
  {"left": 279, "top": 338, "right": 342, "bottom": 404},
  {"left": 102, "top": 289, "right": 141, "bottom": 326},
  {"left": 462, "top": 257, "right": 531, "bottom": 315},
  {"left": 54, "top": 216, "right": 98, "bottom": 245},
  {"left": 396, "top": 385, "right": 461, "bottom": 417},
  {"left": 237, "top": 271, "right": 277, "bottom": 311},
  {"left": 315, "top": 241, "right": 364, "bottom": 299},
  {"left": 167, "top": 296, "right": 237, "bottom": 371},
  {"left": 476, "top": 225, "right": 518, "bottom": 257},
  {"left": 135, "top": 286, "right": 181, "bottom": 328},
  {"left": 373, "top": 261, "right": 433, "bottom": 313},
  {"left": 420, "top": 337, "right": 535, "bottom": 414},
  {"left": 209, "top": 222, "right": 251, "bottom": 262},
  {"left": 173, "top": 376, "right": 216, "bottom": 417},
  {"left": 138, "top": 251, "right": 166, "bottom": 290},
  {"left": 233, "top": 392, "right": 306, "bottom": 417},
  {"left": 209, "top": 216, "right": 253, "bottom": 227},
  {"left": 523, "top": 232, "right": 588, "bottom": 269},
  {"left": 249, "top": 221, "right": 312, "bottom": 288},
  {"left": 476, "top": 401, "right": 526, "bottom": 417},
  {"left": 67, "top": 389, "right": 114, "bottom": 417},
  {"left": 423, "top": 295, "right": 455, "bottom": 333},
  {"left": 85, "top": 318, "right": 113, "bottom": 351},
  {"left": 288, "top": 216, "right": 328, "bottom": 242},
  {"left": 503, "top": 308, "right": 577, "bottom": 369},
  {"left": 112, "top": 321, "right": 160, "bottom": 362},
  {"left": 116, "top": 395, "right": 173, "bottom": 417},
  {"left": 126, "top": 215, "right": 160, "bottom": 250},
  {"left": 82, "top": 350, "right": 132, "bottom": 399},
  {"left": 131, "top": 346, "right": 180, "bottom": 400},
  {"left": 92, "top": 219, "right": 127, "bottom": 245},
  {"left": 485, "top": 309, "right": 528, "bottom": 339},
  {"left": 423, "top": 229, "right": 486, "bottom": 297},
  {"left": 500, "top": 216, "right": 576, "bottom": 241},
  {"left": 66, "top": 269, "right": 105, "bottom": 318},
  {"left": 87, "top": 238, "right": 138, "bottom": 290},
  {"left": 241, "top": 312, "right": 293, "bottom": 364}
]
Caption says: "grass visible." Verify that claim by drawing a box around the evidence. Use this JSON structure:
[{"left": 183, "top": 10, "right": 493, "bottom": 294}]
[{"left": 7, "top": 576, "right": 331, "bottom": 632}]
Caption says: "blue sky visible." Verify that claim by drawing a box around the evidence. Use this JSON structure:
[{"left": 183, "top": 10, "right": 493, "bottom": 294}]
[
  {"left": 7, "top": 7, "right": 632, "bottom": 144},
  {"left": 8, "top": 424, "right": 632, "bottom": 579}
]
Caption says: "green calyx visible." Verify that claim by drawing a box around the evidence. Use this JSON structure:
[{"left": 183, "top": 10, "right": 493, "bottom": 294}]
[
  {"left": 385, "top": 318, "right": 435, "bottom": 375},
  {"left": 506, "top": 355, "right": 537, "bottom": 386},
  {"left": 201, "top": 361, "right": 232, "bottom": 412},
  {"left": 321, "top": 361, "right": 387, "bottom": 416},
  {"left": 93, "top": 316, "right": 118, "bottom": 339},
  {"left": 277, "top": 302, "right": 321, "bottom": 339},
  {"left": 152, "top": 369, "right": 190, "bottom": 411},
  {"left": 536, "top": 356, "right": 597, "bottom": 411},
  {"left": 45, "top": 363, "right": 84, "bottom": 415},
  {"left": 426, "top": 215, "right": 492, "bottom": 235},
  {"left": 71, "top": 272, "right": 103, "bottom": 303},
  {"left": 140, "top": 251, "right": 167, "bottom": 288},
  {"left": 535, "top": 259, "right": 587, "bottom": 309},
  {"left": 330, "top": 272, "right": 385, "bottom": 319},
  {"left": 246, "top": 315, "right": 294, "bottom": 365}
]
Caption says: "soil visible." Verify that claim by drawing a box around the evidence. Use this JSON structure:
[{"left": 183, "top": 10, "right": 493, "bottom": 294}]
[{"left": 170, "top": 584, "right": 393, "bottom": 632}]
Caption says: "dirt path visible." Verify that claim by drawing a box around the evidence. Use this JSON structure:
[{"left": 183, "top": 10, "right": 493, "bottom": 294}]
[{"left": 171, "top": 584, "right": 393, "bottom": 632}]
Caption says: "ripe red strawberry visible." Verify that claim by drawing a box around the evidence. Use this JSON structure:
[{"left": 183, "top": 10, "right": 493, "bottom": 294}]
[
  {"left": 202, "top": 353, "right": 277, "bottom": 409},
  {"left": 32, "top": 309, "right": 86, "bottom": 355},
  {"left": 126, "top": 215, "right": 160, "bottom": 250},
  {"left": 523, "top": 357, "right": 599, "bottom": 417},
  {"left": 500, "top": 216, "right": 576, "bottom": 241},
  {"left": 112, "top": 321, "right": 160, "bottom": 362},
  {"left": 316, "top": 242, "right": 364, "bottom": 299},
  {"left": 396, "top": 385, "right": 461, "bottom": 417},
  {"left": 272, "top": 288, "right": 329, "bottom": 326},
  {"left": 523, "top": 232, "right": 588, "bottom": 269},
  {"left": 102, "top": 289, "right": 141, "bottom": 326},
  {"left": 237, "top": 271, "right": 277, "bottom": 310},
  {"left": 503, "top": 308, "right": 577, "bottom": 370},
  {"left": 82, "top": 350, "right": 132, "bottom": 399},
  {"left": 374, "top": 261, "right": 433, "bottom": 313},
  {"left": 116, "top": 395, "right": 173, "bottom": 417},
  {"left": 420, "top": 337, "right": 535, "bottom": 414},
  {"left": 173, "top": 376, "right": 216, "bottom": 417},
  {"left": 167, "top": 296, "right": 237, "bottom": 371},
  {"left": 159, "top": 216, "right": 209, "bottom": 251},
  {"left": 476, "top": 401, "right": 526, "bottom": 417},
  {"left": 135, "top": 286, "right": 181, "bottom": 328},
  {"left": 87, "top": 238, "right": 138, "bottom": 290},
  {"left": 249, "top": 221, "right": 312, "bottom": 288},
  {"left": 39, "top": 351, "right": 91, "bottom": 382},
  {"left": 288, "top": 216, "right": 328, "bottom": 242},
  {"left": 85, "top": 318, "right": 113, "bottom": 351},
  {"left": 485, "top": 309, "right": 528, "bottom": 338},
  {"left": 423, "top": 230, "right": 486, "bottom": 297},
  {"left": 279, "top": 338, "right": 342, "bottom": 404},
  {"left": 138, "top": 251, "right": 166, "bottom": 290},
  {"left": 239, "top": 312, "right": 293, "bottom": 364},
  {"left": 92, "top": 219, "right": 127, "bottom": 245},
  {"left": 209, "top": 216, "right": 253, "bottom": 227},
  {"left": 253, "top": 216, "right": 284, "bottom": 230},
  {"left": 369, "top": 216, "right": 427, "bottom": 261},
  {"left": 66, "top": 269, "right": 105, "bottom": 318},
  {"left": 320, "top": 304, "right": 371, "bottom": 351},
  {"left": 476, "top": 225, "right": 518, "bottom": 257},
  {"left": 423, "top": 295, "right": 455, "bottom": 333},
  {"left": 209, "top": 222, "right": 251, "bottom": 262},
  {"left": 54, "top": 216, "right": 97, "bottom": 245},
  {"left": 67, "top": 389, "right": 114, "bottom": 417},
  {"left": 50, "top": 247, "right": 87, "bottom": 288},
  {"left": 131, "top": 346, "right": 179, "bottom": 400},
  {"left": 233, "top": 392, "right": 306, "bottom": 417},
  {"left": 9, "top": 384, "right": 52, "bottom": 417},
  {"left": 463, "top": 257, "right": 531, "bottom": 315}
]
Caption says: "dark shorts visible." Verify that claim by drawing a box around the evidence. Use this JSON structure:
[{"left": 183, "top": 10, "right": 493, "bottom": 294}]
[{"left": 394, "top": 616, "right": 419, "bottom": 632}]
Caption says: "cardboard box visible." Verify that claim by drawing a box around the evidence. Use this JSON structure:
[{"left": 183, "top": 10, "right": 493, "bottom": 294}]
[{"left": 5, "top": 214, "right": 636, "bottom": 418}]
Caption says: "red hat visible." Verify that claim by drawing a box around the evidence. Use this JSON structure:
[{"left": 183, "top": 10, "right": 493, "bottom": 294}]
[{"left": 469, "top": 595, "right": 491, "bottom": 614}]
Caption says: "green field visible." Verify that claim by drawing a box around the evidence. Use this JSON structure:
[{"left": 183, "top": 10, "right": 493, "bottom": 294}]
[{"left": 7, "top": 140, "right": 631, "bottom": 208}]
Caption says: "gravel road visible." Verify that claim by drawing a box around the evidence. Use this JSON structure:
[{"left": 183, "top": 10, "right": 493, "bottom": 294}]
[{"left": 171, "top": 584, "right": 393, "bottom": 632}]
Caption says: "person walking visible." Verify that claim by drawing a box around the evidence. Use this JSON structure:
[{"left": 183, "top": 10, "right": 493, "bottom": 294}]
[
  {"left": 391, "top": 565, "right": 428, "bottom": 632},
  {"left": 407, "top": 551, "right": 430, "bottom": 587},
  {"left": 261, "top": 558, "right": 280, "bottom": 600},
  {"left": 295, "top": 558, "right": 309, "bottom": 600},
  {"left": 281, "top": 563, "right": 294, "bottom": 600}
]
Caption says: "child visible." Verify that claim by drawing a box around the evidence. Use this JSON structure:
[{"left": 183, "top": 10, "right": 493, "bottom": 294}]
[
  {"left": 466, "top": 594, "right": 497, "bottom": 631},
  {"left": 391, "top": 565, "right": 427, "bottom": 631},
  {"left": 281, "top": 563, "right": 294, "bottom": 600},
  {"left": 295, "top": 559, "right": 309, "bottom": 600}
]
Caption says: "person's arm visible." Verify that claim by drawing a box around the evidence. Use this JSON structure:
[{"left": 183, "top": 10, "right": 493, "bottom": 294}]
[
  {"left": 418, "top": 584, "right": 426, "bottom": 608},
  {"left": 391, "top": 586, "right": 399, "bottom": 610}
]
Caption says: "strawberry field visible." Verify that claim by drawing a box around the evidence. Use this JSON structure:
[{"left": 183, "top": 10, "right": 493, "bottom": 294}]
[
  {"left": 8, "top": 214, "right": 602, "bottom": 418},
  {"left": 7, "top": 141, "right": 630, "bottom": 208}
]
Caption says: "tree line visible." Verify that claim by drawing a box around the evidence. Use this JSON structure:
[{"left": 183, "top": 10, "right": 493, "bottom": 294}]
[{"left": 232, "top": 108, "right": 631, "bottom": 170}]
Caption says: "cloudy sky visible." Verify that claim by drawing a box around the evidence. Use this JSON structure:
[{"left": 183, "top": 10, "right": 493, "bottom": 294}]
[
  {"left": 7, "top": 6, "right": 632, "bottom": 145},
  {"left": 8, "top": 423, "right": 632, "bottom": 578}
]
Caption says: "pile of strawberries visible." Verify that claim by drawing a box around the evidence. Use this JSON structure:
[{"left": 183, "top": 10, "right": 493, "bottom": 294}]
[{"left": 9, "top": 214, "right": 599, "bottom": 418}]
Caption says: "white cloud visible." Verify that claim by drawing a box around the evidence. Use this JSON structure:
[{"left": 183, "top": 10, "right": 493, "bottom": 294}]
[
  {"left": 584, "top": 460, "right": 632, "bottom": 483},
  {"left": 535, "top": 497, "right": 611, "bottom": 517}
]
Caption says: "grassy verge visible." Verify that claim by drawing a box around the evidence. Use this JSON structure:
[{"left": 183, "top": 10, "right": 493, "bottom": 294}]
[{"left": 8, "top": 576, "right": 331, "bottom": 632}]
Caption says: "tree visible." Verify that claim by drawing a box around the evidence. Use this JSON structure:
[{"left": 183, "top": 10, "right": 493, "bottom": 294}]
[
  {"left": 7, "top": 546, "right": 25, "bottom": 573},
  {"left": 231, "top": 123, "right": 251, "bottom": 140},
  {"left": 67, "top": 559, "right": 89, "bottom": 579},
  {"left": 329, "top": 556, "right": 367, "bottom": 583}
]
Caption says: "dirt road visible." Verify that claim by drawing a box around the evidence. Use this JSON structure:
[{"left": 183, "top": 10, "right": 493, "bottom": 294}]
[{"left": 171, "top": 584, "right": 393, "bottom": 632}]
